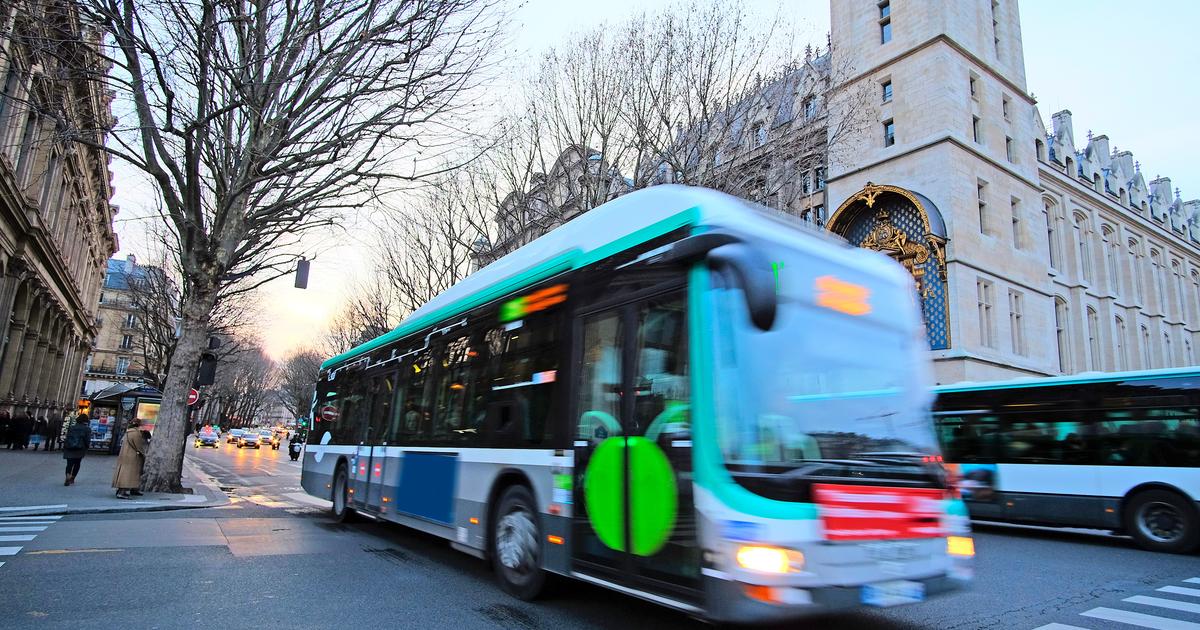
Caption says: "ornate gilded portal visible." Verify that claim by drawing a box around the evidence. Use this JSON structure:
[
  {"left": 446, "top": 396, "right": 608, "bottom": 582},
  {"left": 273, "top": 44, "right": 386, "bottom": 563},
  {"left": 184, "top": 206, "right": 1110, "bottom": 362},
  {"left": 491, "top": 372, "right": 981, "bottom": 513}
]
[{"left": 826, "top": 183, "right": 950, "bottom": 350}]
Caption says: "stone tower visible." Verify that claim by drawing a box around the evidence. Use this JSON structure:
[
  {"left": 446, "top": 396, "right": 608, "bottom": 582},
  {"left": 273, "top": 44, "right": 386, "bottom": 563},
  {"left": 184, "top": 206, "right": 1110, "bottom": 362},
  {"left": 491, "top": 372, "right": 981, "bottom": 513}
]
[{"left": 824, "top": 0, "right": 1053, "bottom": 383}]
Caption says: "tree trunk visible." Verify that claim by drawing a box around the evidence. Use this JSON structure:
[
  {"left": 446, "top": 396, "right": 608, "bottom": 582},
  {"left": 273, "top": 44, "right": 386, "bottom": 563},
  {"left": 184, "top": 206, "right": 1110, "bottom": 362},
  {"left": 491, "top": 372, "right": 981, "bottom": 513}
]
[{"left": 140, "top": 289, "right": 217, "bottom": 492}]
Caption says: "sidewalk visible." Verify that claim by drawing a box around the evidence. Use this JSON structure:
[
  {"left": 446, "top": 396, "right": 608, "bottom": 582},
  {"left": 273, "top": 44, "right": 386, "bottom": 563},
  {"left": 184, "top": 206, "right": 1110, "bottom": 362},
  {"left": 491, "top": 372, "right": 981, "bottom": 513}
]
[{"left": 0, "top": 447, "right": 228, "bottom": 516}]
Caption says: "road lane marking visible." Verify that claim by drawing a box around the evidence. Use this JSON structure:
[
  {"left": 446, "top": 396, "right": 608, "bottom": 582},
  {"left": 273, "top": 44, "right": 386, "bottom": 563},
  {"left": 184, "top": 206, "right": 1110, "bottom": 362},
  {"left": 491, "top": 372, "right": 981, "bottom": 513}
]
[
  {"left": 1080, "top": 607, "right": 1200, "bottom": 629},
  {"left": 0, "top": 547, "right": 22, "bottom": 556},
  {"left": 1032, "top": 624, "right": 1091, "bottom": 630},
  {"left": 0, "top": 505, "right": 67, "bottom": 513},
  {"left": 24, "top": 549, "right": 123, "bottom": 555},
  {"left": 0, "top": 522, "right": 56, "bottom": 527},
  {"left": 0, "top": 526, "right": 47, "bottom": 533},
  {"left": 1126, "top": 596, "right": 1200, "bottom": 615},
  {"left": 0, "top": 515, "right": 62, "bottom": 521},
  {"left": 0, "top": 535, "right": 37, "bottom": 542},
  {"left": 1160, "top": 587, "right": 1200, "bottom": 598}
]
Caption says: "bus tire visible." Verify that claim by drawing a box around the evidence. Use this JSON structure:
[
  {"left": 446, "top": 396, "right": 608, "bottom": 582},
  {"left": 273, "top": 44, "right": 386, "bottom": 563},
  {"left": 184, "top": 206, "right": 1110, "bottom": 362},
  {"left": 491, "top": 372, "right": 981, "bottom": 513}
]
[
  {"left": 331, "top": 462, "right": 356, "bottom": 523},
  {"left": 1123, "top": 489, "right": 1199, "bottom": 554},
  {"left": 491, "top": 484, "right": 545, "bottom": 600}
]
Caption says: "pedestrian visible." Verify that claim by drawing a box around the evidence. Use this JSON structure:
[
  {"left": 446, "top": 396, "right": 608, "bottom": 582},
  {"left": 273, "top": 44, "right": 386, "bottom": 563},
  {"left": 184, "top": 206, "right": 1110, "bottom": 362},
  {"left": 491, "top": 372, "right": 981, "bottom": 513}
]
[
  {"left": 46, "top": 415, "right": 64, "bottom": 451},
  {"left": 16, "top": 412, "right": 33, "bottom": 449},
  {"left": 112, "top": 422, "right": 147, "bottom": 499},
  {"left": 62, "top": 414, "right": 90, "bottom": 486},
  {"left": 0, "top": 411, "right": 10, "bottom": 449},
  {"left": 30, "top": 417, "right": 46, "bottom": 451}
]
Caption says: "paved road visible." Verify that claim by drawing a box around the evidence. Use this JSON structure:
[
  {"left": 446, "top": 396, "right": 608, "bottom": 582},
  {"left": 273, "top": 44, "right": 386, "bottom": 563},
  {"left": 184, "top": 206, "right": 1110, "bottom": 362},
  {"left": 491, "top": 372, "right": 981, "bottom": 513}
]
[{"left": 0, "top": 443, "right": 1196, "bottom": 629}]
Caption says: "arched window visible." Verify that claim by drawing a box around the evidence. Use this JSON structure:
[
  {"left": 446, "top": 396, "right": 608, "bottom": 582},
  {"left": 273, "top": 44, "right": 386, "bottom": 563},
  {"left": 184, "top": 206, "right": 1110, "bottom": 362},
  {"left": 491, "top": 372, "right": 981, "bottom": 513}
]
[
  {"left": 1044, "top": 200, "right": 1060, "bottom": 268},
  {"left": 1101, "top": 225, "right": 1119, "bottom": 295},
  {"left": 1140, "top": 324, "right": 1152, "bottom": 369},
  {"left": 1086, "top": 307, "right": 1101, "bottom": 371},
  {"left": 1128, "top": 239, "right": 1144, "bottom": 303},
  {"left": 1054, "top": 297, "right": 1071, "bottom": 373},
  {"left": 1164, "top": 331, "right": 1174, "bottom": 368},
  {"left": 1073, "top": 212, "right": 1092, "bottom": 282},
  {"left": 1150, "top": 249, "right": 1167, "bottom": 312},
  {"left": 1035, "top": 139, "right": 1046, "bottom": 162},
  {"left": 1172, "top": 260, "right": 1186, "bottom": 320},
  {"left": 1114, "top": 315, "right": 1128, "bottom": 370}
]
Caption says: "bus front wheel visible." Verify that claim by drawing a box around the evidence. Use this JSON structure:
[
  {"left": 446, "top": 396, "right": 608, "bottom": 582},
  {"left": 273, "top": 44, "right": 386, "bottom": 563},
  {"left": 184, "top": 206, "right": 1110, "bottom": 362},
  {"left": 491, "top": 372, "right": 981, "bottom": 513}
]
[
  {"left": 331, "top": 463, "right": 356, "bottom": 523},
  {"left": 1124, "top": 489, "right": 1199, "bottom": 554},
  {"left": 491, "top": 485, "right": 546, "bottom": 600}
]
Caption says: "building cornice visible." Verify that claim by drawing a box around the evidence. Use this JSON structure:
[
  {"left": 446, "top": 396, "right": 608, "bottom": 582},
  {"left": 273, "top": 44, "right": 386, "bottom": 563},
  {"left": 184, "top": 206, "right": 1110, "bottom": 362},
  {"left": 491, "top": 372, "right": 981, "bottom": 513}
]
[
  {"left": 837, "top": 34, "right": 1035, "bottom": 106},
  {"left": 828, "top": 134, "right": 1041, "bottom": 192}
]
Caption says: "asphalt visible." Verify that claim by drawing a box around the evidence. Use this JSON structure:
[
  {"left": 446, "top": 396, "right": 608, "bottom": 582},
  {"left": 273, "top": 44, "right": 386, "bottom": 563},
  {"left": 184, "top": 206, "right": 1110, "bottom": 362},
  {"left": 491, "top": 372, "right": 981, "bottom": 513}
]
[{"left": 0, "top": 444, "right": 1197, "bottom": 630}]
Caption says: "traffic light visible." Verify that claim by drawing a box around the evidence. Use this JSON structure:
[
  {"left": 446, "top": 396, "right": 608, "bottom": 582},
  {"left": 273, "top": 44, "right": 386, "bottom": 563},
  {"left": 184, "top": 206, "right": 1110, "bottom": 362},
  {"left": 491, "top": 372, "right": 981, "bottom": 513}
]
[{"left": 195, "top": 336, "right": 221, "bottom": 386}]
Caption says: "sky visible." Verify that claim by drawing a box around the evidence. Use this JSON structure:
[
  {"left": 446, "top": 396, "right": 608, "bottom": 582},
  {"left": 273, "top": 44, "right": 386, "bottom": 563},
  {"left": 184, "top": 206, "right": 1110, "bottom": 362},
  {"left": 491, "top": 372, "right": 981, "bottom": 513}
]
[{"left": 109, "top": 0, "right": 1200, "bottom": 360}]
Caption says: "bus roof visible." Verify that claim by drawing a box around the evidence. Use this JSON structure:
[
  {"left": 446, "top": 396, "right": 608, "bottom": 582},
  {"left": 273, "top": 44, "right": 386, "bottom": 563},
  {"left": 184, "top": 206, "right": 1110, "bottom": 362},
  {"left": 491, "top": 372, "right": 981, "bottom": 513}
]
[
  {"left": 321, "top": 185, "right": 899, "bottom": 371},
  {"left": 935, "top": 366, "right": 1200, "bottom": 394}
]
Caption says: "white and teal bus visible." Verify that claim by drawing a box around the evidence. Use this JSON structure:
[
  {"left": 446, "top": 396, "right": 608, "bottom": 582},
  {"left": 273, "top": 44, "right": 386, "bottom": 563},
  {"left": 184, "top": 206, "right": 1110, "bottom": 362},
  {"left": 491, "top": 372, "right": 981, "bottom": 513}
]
[
  {"left": 301, "top": 185, "right": 972, "bottom": 622},
  {"left": 934, "top": 367, "right": 1200, "bottom": 554}
]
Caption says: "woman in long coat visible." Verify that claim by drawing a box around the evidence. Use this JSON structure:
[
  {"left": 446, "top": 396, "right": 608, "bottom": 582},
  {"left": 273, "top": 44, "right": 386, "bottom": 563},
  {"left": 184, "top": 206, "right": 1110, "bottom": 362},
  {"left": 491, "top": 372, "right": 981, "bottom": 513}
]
[{"left": 112, "top": 423, "right": 147, "bottom": 498}]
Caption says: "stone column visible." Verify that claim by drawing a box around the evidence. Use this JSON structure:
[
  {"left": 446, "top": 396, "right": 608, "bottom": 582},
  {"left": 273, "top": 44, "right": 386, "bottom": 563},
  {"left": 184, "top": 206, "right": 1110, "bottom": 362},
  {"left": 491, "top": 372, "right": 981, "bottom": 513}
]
[
  {"left": 0, "top": 270, "right": 21, "bottom": 360},
  {"left": 12, "top": 297, "right": 46, "bottom": 403}
]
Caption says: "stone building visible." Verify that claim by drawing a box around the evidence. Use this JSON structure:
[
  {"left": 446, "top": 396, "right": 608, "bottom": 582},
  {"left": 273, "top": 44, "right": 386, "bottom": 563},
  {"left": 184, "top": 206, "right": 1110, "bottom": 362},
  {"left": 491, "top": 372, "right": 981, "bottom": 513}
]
[
  {"left": 0, "top": 1, "right": 118, "bottom": 420},
  {"left": 822, "top": 0, "right": 1198, "bottom": 383},
  {"left": 82, "top": 255, "right": 169, "bottom": 396}
]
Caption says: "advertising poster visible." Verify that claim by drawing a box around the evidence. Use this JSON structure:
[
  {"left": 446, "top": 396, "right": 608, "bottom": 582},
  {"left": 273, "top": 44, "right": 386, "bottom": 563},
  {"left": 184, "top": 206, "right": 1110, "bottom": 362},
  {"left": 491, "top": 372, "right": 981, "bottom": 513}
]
[{"left": 136, "top": 401, "right": 161, "bottom": 429}]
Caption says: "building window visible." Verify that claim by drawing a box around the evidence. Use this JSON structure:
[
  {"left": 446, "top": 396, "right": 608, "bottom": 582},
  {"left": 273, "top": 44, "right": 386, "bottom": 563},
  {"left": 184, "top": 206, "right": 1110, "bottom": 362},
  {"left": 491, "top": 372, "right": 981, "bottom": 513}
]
[
  {"left": 990, "top": 1, "right": 1001, "bottom": 56},
  {"left": 1005, "top": 136, "right": 1015, "bottom": 162},
  {"left": 1045, "top": 201, "right": 1060, "bottom": 268},
  {"left": 1101, "top": 227, "right": 1119, "bottom": 295},
  {"left": 99, "top": 292, "right": 106, "bottom": 304},
  {"left": 883, "top": 119, "right": 895, "bottom": 147},
  {"left": 803, "top": 97, "right": 817, "bottom": 119},
  {"left": 882, "top": 80, "right": 893, "bottom": 103},
  {"left": 1086, "top": 307, "right": 1101, "bottom": 371},
  {"left": 116, "top": 357, "right": 131, "bottom": 375},
  {"left": 969, "top": 74, "right": 978, "bottom": 99},
  {"left": 1151, "top": 249, "right": 1166, "bottom": 311},
  {"left": 120, "top": 334, "right": 134, "bottom": 350},
  {"left": 1172, "top": 260, "right": 1185, "bottom": 319},
  {"left": 752, "top": 124, "right": 766, "bottom": 148},
  {"left": 1002, "top": 95, "right": 1011, "bottom": 120},
  {"left": 1008, "top": 290, "right": 1025, "bottom": 356},
  {"left": 124, "top": 313, "right": 136, "bottom": 328},
  {"left": 972, "top": 116, "right": 982, "bottom": 144},
  {"left": 813, "top": 205, "right": 825, "bottom": 225},
  {"left": 1115, "top": 315, "right": 1128, "bottom": 370},
  {"left": 1140, "top": 325, "right": 1152, "bottom": 369},
  {"left": 879, "top": 1, "right": 892, "bottom": 43},
  {"left": 977, "top": 279, "right": 995, "bottom": 348},
  {"left": 1054, "top": 297, "right": 1070, "bottom": 373},
  {"left": 1010, "top": 197, "right": 1022, "bottom": 248},
  {"left": 815, "top": 167, "right": 825, "bottom": 190},
  {"left": 1129, "top": 240, "right": 1144, "bottom": 303},
  {"left": 801, "top": 171, "right": 810, "bottom": 194},
  {"left": 977, "top": 180, "right": 989, "bottom": 235},
  {"left": 1074, "top": 213, "right": 1091, "bottom": 283}
]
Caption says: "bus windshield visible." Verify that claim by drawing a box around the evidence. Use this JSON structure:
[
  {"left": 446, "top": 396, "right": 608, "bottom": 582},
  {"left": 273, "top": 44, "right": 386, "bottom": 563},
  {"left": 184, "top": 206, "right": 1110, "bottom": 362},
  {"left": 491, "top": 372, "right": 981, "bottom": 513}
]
[{"left": 708, "top": 260, "right": 938, "bottom": 472}]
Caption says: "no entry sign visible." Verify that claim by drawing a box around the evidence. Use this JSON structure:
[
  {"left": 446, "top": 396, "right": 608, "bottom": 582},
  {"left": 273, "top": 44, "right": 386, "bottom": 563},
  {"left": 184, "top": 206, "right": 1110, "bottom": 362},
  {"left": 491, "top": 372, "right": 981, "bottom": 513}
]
[
  {"left": 187, "top": 389, "right": 200, "bottom": 406},
  {"left": 320, "top": 405, "right": 339, "bottom": 422}
]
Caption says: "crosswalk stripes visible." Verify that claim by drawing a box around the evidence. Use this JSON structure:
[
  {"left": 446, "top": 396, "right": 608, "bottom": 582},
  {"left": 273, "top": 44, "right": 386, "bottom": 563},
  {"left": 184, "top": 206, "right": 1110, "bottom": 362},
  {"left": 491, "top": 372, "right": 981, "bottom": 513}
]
[
  {"left": 0, "top": 515, "right": 62, "bottom": 567},
  {"left": 1034, "top": 576, "right": 1200, "bottom": 630}
]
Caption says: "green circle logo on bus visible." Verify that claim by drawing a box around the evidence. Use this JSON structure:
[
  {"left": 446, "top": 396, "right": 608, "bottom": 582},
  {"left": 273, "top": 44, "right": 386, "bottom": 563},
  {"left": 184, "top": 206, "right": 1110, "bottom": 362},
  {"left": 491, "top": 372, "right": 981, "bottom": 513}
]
[{"left": 583, "top": 436, "right": 677, "bottom": 556}]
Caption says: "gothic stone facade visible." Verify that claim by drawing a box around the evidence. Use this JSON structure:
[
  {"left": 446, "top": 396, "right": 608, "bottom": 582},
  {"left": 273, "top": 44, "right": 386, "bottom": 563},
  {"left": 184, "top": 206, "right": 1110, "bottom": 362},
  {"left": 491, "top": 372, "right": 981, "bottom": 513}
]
[
  {"left": 824, "top": 0, "right": 1198, "bottom": 384},
  {"left": 0, "top": 1, "right": 118, "bottom": 419}
]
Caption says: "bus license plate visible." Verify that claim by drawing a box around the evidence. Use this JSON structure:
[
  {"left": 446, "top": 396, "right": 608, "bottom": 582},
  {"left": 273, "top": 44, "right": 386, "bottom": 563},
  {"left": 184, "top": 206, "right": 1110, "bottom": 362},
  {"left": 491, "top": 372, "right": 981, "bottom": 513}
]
[{"left": 862, "top": 580, "right": 925, "bottom": 607}]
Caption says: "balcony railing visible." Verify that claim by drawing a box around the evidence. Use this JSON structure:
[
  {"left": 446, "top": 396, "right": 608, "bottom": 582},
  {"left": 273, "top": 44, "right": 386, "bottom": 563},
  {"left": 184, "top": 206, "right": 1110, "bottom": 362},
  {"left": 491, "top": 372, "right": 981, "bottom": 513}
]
[{"left": 84, "top": 363, "right": 148, "bottom": 378}]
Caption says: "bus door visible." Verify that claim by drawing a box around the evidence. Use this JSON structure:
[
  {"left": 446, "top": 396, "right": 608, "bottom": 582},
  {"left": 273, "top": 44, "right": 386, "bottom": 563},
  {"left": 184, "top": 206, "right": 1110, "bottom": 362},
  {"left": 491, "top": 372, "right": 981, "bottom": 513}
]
[
  {"left": 572, "top": 287, "right": 702, "bottom": 603},
  {"left": 352, "top": 372, "right": 397, "bottom": 513}
]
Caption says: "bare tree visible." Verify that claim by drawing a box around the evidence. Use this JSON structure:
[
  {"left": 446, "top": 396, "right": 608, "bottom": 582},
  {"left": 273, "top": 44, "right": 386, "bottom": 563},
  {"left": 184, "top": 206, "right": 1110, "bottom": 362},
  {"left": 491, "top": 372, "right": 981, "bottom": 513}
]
[
  {"left": 277, "top": 347, "right": 323, "bottom": 421},
  {"left": 322, "top": 274, "right": 400, "bottom": 356},
  {"left": 202, "top": 343, "right": 277, "bottom": 429},
  {"left": 43, "top": 0, "right": 503, "bottom": 490}
]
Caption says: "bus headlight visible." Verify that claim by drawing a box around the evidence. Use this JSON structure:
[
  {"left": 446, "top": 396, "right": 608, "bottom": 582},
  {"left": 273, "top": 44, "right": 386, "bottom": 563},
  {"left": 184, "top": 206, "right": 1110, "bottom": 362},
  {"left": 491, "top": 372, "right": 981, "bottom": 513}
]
[
  {"left": 735, "top": 545, "right": 803, "bottom": 574},
  {"left": 947, "top": 536, "right": 975, "bottom": 557}
]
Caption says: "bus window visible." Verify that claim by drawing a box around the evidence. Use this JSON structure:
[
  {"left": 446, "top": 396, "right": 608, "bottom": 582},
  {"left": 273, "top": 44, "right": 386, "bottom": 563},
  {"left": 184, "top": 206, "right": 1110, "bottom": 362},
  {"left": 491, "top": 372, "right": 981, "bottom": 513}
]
[
  {"left": 330, "top": 373, "right": 369, "bottom": 445},
  {"left": 634, "top": 296, "right": 689, "bottom": 441},
  {"left": 936, "top": 414, "right": 999, "bottom": 463},
  {"left": 1096, "top": 407, "right": 1197, "bottom": 466},
  {"left": 488, "top": 310, "right": 561, "bottom": 446},
  {"left": 433, "top": 331, "right": 488, "bottom": 444},
  {"left": 365, "top": 373, "right": 397, "bottom": 445},
  {"left": 397, "top": 350, "right": 431, "bottom": 442}
]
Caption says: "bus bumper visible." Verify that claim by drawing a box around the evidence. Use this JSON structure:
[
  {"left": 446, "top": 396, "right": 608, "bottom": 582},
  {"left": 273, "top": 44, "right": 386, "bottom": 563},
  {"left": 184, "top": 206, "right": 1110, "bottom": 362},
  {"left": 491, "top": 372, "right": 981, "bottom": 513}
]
[{"left": 703, "top": 571, "right": 970, "bottom": 624}]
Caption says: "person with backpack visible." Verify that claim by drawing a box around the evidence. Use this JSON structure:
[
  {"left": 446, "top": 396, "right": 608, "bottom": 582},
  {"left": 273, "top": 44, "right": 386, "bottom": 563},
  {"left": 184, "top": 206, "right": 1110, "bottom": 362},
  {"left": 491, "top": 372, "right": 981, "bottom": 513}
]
[{"left": 63, "top": 414, "right": 91, "bottom": 486}]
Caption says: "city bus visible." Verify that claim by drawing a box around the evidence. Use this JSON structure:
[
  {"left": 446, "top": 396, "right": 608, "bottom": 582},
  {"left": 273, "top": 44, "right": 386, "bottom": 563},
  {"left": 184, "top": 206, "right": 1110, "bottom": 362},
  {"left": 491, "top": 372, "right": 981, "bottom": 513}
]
[
  {"left": 934, "top": 367, "right": 1200, "bottom": 554},
  {"left": 301, "top": 185, "right": 972, "bottom": 622}
]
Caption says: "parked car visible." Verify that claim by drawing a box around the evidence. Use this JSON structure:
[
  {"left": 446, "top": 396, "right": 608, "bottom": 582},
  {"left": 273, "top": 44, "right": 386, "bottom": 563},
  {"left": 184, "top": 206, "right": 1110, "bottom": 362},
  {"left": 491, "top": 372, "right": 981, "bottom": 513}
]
[{"left": 227, "top": 428, "right": 245, "bottom": 444}]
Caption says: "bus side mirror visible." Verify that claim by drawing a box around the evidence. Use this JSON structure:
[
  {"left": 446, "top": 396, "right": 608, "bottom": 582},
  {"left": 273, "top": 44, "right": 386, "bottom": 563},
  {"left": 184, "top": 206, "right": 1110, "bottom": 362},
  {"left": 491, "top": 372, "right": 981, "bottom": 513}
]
[{"left": 707, "top": 244, "right": 777, "bottom": 331}]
